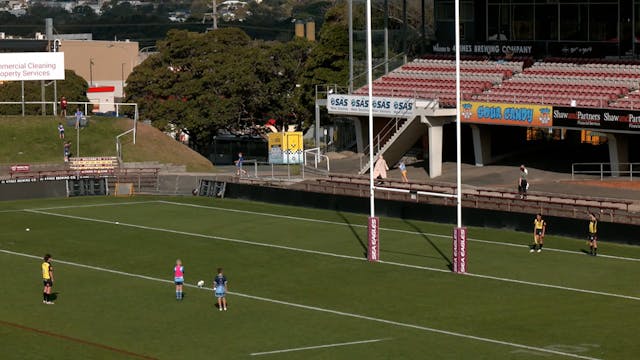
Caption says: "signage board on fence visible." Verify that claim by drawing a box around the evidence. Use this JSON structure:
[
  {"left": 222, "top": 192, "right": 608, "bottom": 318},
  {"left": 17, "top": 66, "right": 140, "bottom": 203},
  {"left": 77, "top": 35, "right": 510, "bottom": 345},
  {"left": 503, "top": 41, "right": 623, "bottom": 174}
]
[
  {"left": 0, "top": 52, "right": 65, "bottom": 81},
  {"left": 268, "top": 132, "right": 303, "bottom": 164},
  {"left": 553, "top": 106, "right": 640, "bottom": 133},
  {"left": 460, "top": 101, "right": 553, "bottom": 128},
  {"left": 368, "top": 216, "right": 380, "bottom": 262},
  {"left": 327, "top": 94, "right": 415, "bottom": 118},
  {"left": 452, "top": 227, "right": 467, "bottom": 273}
]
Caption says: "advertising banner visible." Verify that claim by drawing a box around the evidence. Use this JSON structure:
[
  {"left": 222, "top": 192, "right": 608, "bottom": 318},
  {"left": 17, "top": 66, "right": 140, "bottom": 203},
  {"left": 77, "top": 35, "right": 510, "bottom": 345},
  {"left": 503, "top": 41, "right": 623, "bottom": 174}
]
[
  {"left": 0, "top": 52, "right": 65, "bottom": 81},
  {"left": 327, "top": 94, "right": 415, "bottom": 118},
  {"left": 452, "top": 227, "right": 467, "bottom": 274},
  {"left": 367, "top": 216, "right": 380, "bottom": 262},
  {"left": 460, "top": 101, "right": 553, "bottom": 127},
  {"left": 552, "top": 106, "right": 640, "bottom": 133},
  {"left": 10, "top": 164, "right": 30, "bottom": 173},
  {"left": 268, "top": 132, "right": 303, "bottom": 164}
]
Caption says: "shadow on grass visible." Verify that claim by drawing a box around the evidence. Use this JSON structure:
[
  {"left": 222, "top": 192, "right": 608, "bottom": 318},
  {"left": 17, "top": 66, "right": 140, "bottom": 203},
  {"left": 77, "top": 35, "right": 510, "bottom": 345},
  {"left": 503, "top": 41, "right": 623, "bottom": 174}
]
[
  {"left": 49, "top": 292, "right": 58, "bottom": 301},
  {"left": 337, "top": 211, "right": 367, "bottom": 258},
  {"left": 403, "top": 219, "right": 453, "bottom": 270},
  {"left": 580, "top": 248, "right": 596, "bottom": 256}
]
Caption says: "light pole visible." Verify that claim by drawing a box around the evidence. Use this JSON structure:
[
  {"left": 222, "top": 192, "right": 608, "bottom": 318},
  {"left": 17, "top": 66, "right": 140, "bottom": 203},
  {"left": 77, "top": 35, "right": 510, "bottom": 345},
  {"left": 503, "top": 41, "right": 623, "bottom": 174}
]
[
  {"left": 89, "top": 58, "right": 94, "bottom": 87},
  {"left": 121, "top": 62, "right": 126, "bottom": 98}
]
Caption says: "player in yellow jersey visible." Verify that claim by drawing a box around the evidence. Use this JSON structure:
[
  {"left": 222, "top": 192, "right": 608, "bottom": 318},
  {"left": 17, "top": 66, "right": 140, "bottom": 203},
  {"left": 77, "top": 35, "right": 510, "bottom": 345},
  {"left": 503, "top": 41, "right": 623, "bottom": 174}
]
[
  {"left": 588, "top": 213, "right": 598, "bottom": 256},
  {"left": 530, "top": 213, "right": 546, "bottom": 253},
  {"left": 42, "top": 254, "right": 55, "bottom": 304}
]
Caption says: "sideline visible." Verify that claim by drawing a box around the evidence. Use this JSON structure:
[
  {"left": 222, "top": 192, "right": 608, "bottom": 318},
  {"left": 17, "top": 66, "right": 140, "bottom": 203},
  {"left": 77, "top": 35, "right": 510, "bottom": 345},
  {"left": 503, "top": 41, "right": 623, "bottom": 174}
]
[
  {"left": 23, "top": 209, "right": 640, "bottom": 302},
  {"left": 0, "top": 249, "right": 602, "bottom": 360}
]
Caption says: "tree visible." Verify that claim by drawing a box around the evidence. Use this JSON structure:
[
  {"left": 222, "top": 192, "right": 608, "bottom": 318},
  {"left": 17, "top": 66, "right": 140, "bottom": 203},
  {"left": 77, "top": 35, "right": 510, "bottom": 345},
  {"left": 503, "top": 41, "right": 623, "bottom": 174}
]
[
  {"left": 0, "top": 70, "right": 88, "bottom": 115},
  {"left": 125, "top": 28, "right": 313, "bottom": 155},
  {"left": 295, "top": 3, "right": 349, "bottom": 129}
]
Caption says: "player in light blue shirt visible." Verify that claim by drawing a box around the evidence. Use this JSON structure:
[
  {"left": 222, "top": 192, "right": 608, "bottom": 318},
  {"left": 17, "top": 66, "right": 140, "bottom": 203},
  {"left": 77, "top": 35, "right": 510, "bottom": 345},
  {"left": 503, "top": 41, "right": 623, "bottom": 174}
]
[{"left": 213, "top": 268, "right": 228, "bottom": 311}]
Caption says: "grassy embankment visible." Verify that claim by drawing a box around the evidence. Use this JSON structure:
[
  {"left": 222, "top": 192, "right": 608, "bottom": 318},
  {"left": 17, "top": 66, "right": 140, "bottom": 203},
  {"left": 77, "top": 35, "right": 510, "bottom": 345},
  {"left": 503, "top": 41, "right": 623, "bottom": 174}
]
[{"left": 0, "top": 116, "right": 214, "bottom": 172}]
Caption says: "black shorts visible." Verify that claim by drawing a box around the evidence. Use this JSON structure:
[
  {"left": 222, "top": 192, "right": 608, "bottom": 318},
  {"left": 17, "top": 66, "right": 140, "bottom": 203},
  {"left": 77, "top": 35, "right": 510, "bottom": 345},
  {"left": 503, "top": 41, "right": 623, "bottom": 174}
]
[
  {"left": 535, "top": 229, "right": 543, "bottom": 236},
  {"left": 589, "top": 234, "right": 597, "bottom": 242},
  {"left": 43, "top": 279, "right": 53, "bottom": 287},
  {"left": 519, "top": 180, "right": 528, "bottom": 192}
]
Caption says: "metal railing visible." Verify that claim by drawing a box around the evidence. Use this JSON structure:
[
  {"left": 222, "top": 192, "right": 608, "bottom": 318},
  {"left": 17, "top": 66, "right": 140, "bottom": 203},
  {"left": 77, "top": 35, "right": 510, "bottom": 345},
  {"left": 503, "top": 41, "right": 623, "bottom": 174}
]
[
  {"left": 239, "top": 159, "right": 305, "bottom": 181},
  {"left": 360, "top": 117, "right": 407, "bottom": 171},
  {"left": 351, "top": 53, "right": 407, "bottom": 90},
  {"left": 571, "top": 162, "right": 640, "bottom": 180},
  {"left": 303, "top": 148, "right": 330, "bottom": 173}
]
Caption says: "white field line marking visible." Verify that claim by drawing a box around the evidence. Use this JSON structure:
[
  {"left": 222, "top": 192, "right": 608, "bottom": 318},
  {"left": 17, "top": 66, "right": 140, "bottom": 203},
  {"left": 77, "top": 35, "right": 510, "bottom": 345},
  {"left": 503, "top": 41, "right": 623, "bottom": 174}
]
[
  {"left": 24, "top": 209, "right": 640, "bottom": 302},
  {"left": 0, "top": 248, "right": 603, "bottom": 360},
  {"left": 157, "top": 201, "right": 640, "bottom": 263},
  {"left": 249, "top": 338, "right": 390, "bottom": 356},
  {"left": 0, "top": 200, "right": 157, "bottom": 213}
]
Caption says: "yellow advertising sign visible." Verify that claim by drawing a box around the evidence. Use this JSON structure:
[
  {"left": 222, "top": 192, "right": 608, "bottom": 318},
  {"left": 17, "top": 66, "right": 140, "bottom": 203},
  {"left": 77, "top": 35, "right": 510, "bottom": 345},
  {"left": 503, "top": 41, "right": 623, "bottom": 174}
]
[
  {"left": 460, "top": 101, "right": 552, "bottom": 127},
  {"left": 268, "top": 132, "right": 303, "bottom": 164}
]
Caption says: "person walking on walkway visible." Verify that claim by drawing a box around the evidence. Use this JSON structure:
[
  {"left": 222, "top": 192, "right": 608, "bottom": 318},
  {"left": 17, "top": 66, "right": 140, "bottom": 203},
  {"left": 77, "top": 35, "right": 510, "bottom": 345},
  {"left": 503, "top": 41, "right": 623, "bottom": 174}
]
[
  {"left": 373, "top": 155, "right": 389, "bottom": 184},
  {"left": 518, "top": 165, "right": 529, "bottom": 199},
  {"left": 399, "top": 161, "right": 408, "bottom": 183}
]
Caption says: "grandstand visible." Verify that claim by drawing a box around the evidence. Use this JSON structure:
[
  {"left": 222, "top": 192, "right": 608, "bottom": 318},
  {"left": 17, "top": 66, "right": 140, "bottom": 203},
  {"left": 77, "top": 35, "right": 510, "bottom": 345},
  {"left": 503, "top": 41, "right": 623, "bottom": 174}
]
[{"left": 354, "top": 57, "right": 640, "bottom": 109}]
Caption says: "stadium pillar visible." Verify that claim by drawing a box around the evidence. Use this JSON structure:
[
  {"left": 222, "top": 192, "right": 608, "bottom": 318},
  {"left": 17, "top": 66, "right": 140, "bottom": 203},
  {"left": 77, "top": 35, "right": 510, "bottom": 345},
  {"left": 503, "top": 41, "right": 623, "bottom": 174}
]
[
  {"left": 606, "top": 133, "right": 629, "bottom": 177},
  {"left": 353, "top": 117, "right": 364, "bottom": 153},
  {"left": 470, "top": 124, "right": 491, "bottom": 166},
  {"left": 426, "top": 121, "right": 443, "bottom": 178}
]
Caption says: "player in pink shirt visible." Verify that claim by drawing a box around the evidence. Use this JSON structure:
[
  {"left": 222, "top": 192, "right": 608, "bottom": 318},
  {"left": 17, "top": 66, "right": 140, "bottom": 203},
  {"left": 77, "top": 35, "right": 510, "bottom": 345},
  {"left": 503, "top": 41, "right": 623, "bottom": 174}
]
[{"left": 174, "top": 259, "right": 184, "bottom": 300}]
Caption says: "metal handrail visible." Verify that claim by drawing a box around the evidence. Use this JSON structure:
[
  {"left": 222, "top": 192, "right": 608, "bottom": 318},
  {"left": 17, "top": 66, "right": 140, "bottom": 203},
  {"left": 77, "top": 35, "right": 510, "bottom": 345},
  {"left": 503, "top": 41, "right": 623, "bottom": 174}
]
[
  {"left": 360, "top": 117, "right": 408, "bottom": 170},
  {"left": 303, "top": 148, "right": 330, "bottom": 173},
  {"left": 571, "top": 162, "right": 639, "bottom": 181}
]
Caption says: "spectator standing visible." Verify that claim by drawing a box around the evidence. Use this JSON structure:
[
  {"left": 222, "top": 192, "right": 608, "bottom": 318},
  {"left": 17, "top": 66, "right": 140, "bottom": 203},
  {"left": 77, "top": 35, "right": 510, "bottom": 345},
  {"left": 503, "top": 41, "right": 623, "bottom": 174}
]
[
  {"left": 518, "top": 165, "right": 529, "bottom": 199},
  {"left": 63, "top": 141, "right": 71, "bottom": 162},
  {"left": 74, "top": 108, "right": 83, "bottom": 129},
  {"left": 372, "top": 155, "right": 389, "bottom": 184},
  {"left": 57, "top": 123, "right": 65, "bottom": 139},
  {"left": 399, "top": 161, "right": 408, "bottom": 183},
  {"left": 59, "top": 96, "right": 67, "bottom": 118},
  {"left": 235, "top": 152, "right": 247, "bottom": 176}
]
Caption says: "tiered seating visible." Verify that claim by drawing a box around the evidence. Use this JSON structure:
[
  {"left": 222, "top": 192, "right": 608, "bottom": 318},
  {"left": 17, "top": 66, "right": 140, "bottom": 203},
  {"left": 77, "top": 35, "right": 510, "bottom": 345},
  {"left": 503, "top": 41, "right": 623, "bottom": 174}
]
[
  {"left": 356, "top": 58, "right": 640, "bottom": 109},
  {"left": 473, "top": 60, "right": 640, "bottom": 108},
  {"left": 609, "top": 91, "right": 640, "bottom": 109},
  {"left": 354, "top": 58, "right": 523, "bottom": 107}
]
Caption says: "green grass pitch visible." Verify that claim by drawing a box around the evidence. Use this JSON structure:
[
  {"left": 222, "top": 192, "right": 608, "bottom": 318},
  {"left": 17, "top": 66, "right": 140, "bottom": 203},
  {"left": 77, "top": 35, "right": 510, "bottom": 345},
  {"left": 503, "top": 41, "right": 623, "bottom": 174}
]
[{"left": 1, "top": 196, "right": 639, "bottom": 359}]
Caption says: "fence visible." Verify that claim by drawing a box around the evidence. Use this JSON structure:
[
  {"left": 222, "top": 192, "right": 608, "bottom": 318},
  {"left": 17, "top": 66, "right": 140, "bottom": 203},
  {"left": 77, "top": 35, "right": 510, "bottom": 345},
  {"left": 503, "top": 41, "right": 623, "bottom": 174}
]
[
  {"left": 571, "top": 163, "right": 640, "bottom": 180},
  {"left": 303, "top": 148, "right": 330, "bottom": 173},
  {"left": 241, "top": 159, "right": 306, "bottom": 181}
]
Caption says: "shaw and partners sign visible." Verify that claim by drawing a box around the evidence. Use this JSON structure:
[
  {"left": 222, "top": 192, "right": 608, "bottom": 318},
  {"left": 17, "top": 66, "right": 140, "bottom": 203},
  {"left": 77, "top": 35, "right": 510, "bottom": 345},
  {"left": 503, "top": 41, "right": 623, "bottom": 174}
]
[
  {"left": 460, "top": 101, "right": 553, "bottom": 127},
  {"left": 553, "top": 106, "right": 640, "bottom": 133},
  {"left": 327, "top": 94, "right": 415, "bottom": 117},
  {"left": 0, "top": 52, "right": 65, "bottom": 81}
]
